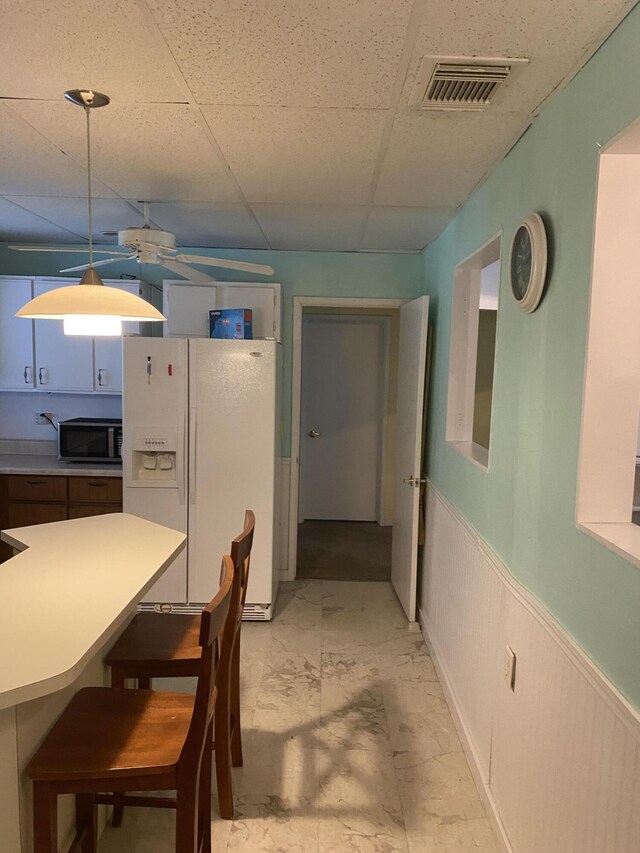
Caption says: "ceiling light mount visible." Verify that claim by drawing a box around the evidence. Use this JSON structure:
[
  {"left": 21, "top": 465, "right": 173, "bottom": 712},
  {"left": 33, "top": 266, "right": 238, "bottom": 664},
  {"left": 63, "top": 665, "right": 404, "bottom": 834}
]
[{"left": 63, "top": 89, "right": 110, "bottom": 110}]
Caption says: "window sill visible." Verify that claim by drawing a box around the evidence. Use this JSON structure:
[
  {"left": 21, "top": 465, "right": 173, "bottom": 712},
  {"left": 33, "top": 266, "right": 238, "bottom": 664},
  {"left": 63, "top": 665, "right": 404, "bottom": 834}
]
[
  {"left": 577, "top": 521, "right": 640, "bottom": 570},
  {"left": 447, "top": 441, "right": 489, "bottom": 470}
]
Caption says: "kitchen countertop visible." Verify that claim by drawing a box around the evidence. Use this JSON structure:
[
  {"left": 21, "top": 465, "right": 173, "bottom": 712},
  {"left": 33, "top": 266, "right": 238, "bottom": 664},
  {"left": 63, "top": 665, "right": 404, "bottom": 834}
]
[
  {"left": 0, "top": 453, "right": 122, "bottom": 477},
  {"left": 0, "top": 513, "right": 185, "bottom": 709}
]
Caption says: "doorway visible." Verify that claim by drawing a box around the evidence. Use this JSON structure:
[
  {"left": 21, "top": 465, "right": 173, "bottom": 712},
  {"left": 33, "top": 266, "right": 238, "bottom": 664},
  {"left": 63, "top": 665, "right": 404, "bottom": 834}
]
[{"left": 289, "top": 298, "right": 405, "bottom": 583}]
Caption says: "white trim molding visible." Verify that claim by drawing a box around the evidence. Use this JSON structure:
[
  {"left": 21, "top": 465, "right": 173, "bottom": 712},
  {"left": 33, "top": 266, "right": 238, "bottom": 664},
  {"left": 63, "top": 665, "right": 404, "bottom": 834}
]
[{"left": 420, "top": 481, "right": 640, "bottom": 853}]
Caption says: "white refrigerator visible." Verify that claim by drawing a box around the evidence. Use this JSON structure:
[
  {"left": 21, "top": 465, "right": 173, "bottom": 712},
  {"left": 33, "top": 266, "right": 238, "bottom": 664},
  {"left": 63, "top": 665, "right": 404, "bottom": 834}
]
[{"left": 122, "top": 336, "right": 280, "bottom": 620}]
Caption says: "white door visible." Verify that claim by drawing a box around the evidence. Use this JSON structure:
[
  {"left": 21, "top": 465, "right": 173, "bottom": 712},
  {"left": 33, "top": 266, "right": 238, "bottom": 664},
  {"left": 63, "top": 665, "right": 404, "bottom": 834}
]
[
  {"left": 391, "top": 296, "right": 430, "bottom": 622},
  {"left": 33, "top": 280, "right": 94, "bottom": 391},
  {"left": 188, "top": 339, "right": 276, "bottom": 606},
  {"left": 299, "top": 315, "right": 388, "bottom": 521},
  {"left": 123, "top": 337, "right": 189, "bottom": 604},
  {"left": 0, "top": 278, "right": 35, "bottom": 389}
]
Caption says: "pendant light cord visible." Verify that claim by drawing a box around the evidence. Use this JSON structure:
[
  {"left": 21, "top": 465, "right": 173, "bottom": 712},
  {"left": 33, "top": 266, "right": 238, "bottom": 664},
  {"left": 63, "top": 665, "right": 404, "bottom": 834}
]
[{"left": 85, "top": 104, "right": 93, "bottom": 269}]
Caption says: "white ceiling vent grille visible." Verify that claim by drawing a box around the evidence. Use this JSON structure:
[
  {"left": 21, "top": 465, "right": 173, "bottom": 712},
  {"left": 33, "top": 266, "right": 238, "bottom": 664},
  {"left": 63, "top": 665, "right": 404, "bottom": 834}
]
[{"left": 410, "top": 55, "right": 529, "bottom": 112}]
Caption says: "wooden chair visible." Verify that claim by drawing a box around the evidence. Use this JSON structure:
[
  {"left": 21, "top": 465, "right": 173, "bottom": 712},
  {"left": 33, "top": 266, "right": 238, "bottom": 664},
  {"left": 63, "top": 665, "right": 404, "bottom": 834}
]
[
  {"left": 106, "top": 510, "right": 255, "bottom": 821},
  {"left": 27, "top": 555, "right": 234, "bottom": 853}
]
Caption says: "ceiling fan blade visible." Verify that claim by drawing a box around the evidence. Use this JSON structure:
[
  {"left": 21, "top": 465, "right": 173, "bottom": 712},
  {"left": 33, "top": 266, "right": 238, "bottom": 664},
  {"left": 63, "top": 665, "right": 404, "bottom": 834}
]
[
  {"left": 174, "top": 254, "right": 274, "bottom": 276},
  {"left": 59, "top": 253, "right": 137, "bottom": 274},
  {"left": 9, "top": 245, "right": 126, "bottom": 255},
  {"left": 161, "top": 259, "right": 216, "bottom": 282}
]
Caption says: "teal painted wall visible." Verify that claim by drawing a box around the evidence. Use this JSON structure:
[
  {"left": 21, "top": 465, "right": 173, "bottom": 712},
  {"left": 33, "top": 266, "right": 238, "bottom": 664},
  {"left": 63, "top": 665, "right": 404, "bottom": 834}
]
[
  {"left": 0, "top": 245, "right": 422, "bottom": 453},
  {"left": 421, "top": 8, "right": 640, "bottom": 707}
]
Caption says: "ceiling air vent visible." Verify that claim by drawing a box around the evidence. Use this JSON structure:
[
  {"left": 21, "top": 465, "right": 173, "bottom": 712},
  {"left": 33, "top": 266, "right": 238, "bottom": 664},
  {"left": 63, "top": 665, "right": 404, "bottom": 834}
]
[{"left": 410, "top": 55, "right": 529, "bottom": 111}]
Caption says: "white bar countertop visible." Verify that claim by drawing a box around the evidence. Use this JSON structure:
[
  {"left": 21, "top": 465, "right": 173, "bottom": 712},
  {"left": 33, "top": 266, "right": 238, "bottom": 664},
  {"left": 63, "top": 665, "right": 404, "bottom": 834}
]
[
  {"left": 0, "top": 513, "right": 185, "bottom": 709},
  {"left": 0, "top": 454, "right": 122, "bottom": 477}
]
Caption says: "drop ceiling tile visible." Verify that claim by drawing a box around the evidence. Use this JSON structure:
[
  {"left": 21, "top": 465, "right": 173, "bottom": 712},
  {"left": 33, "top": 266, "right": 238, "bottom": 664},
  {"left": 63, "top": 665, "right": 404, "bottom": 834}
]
[
  {"left": 8, "top": 101, "right": 240, "bottom": 203},
  {"left": 0, "top": 104, "right": 114, "bottom": 198},
  {"left": 252, "top": 205, "right": 367, "bottom": 251},
  {"left": 147, "top": 0, "right": 413, "bottom": 108},
  {"left": 400, "top": 0, "right": 636, "bottom": 115},
  {"left": 143, "top": 202, "right": 269, "bottom": 249},
  {"left": 4, "top": 197, "right": 143, "bottom": 245},
  {"left": 203, "top": 107, "right": 386, "bottom": 205},
  {"left": 374, "top": 112, "right": 528, "bottom": 208},
  {"left": 0, "top": 197, "right": 88, "bottom": 243},
  {"left": 0, "top": 0, "right": 185, "bottom": 102},
  {"left": 362, "top": 206, "right": 455, "bottom": 252}
]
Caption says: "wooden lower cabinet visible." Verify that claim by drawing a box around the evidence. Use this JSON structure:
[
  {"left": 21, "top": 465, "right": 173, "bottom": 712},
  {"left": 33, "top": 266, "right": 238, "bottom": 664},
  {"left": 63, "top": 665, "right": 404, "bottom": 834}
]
[{"left": 0, "top": 473, "right": 122, "bottom": 562}]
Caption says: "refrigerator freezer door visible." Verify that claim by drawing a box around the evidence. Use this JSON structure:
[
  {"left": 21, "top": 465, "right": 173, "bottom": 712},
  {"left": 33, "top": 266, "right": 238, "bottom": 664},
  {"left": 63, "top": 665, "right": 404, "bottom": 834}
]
[
  {"left": 188, "top": 339, "right": 276, "bottom": 605},
  {"left": 123, "top": 337, "right": 189, "bottom": 603}
]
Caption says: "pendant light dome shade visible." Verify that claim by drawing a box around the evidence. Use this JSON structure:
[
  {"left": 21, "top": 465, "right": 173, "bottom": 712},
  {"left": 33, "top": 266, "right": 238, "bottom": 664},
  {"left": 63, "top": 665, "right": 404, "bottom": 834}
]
[
  {"left": 16, "top": 283, "right": 165, "bottom": 322},
  {"left": 15, "top": 88, "right": 166, "bottom": 335}
]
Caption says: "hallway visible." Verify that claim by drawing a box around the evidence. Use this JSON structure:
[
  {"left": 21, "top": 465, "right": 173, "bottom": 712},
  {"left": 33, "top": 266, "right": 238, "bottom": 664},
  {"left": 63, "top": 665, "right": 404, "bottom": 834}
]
[{"left": 98, "top": 581, "right": 498, "bottom": 852}]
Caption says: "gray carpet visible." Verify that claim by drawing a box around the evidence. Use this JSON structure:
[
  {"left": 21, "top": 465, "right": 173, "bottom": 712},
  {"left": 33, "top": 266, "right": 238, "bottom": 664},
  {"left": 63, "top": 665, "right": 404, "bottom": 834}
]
[{"left": 296, "top": 520, "right": 392, "bottom": 581}]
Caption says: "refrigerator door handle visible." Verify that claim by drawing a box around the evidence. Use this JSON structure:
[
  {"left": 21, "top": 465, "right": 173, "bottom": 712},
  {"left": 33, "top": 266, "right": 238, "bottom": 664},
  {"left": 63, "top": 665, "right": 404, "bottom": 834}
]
[
  {"left": 177, "top": 408, "right": 187, "bottom": 505},
  {"left": 189, "top": 406, "right": 197, "bottom": 504}
]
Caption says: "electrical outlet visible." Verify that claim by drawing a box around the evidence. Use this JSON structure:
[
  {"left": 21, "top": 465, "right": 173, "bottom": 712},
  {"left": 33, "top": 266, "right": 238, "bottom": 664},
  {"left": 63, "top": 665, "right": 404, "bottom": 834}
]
[
  {"left": 33, "top": 412, "right": 52, "bottom": 426},
  {"left": 504, "top": 645, "right": 516, "bottom": 691}
]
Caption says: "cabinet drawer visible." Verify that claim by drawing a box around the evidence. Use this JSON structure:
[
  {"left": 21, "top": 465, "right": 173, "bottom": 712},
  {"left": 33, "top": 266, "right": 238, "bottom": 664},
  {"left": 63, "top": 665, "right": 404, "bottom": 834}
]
[
  {"left": 68, "top": 477, "right": 122, "bottom": 504},
  {"left": 7, "top": 475, "right": 67, "bottom": 502},
  {"left": 69, "top": 503, "right": 118, "bottom": 519},
  {"left": 8, "top": 503, "right": 67, "bottom": 528}
]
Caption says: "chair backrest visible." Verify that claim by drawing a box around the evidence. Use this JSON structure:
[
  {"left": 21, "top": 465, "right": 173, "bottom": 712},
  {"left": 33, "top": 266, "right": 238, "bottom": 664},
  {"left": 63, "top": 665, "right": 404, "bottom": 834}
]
[
  {"left": 230, "top": 509, "right": 255, "bottom": 617},
  {"left": 182, "top": 555, "right": 234, "bottom": 765},
  {"left": 214, "top": 510, "right": 255, "bottom": 703}
]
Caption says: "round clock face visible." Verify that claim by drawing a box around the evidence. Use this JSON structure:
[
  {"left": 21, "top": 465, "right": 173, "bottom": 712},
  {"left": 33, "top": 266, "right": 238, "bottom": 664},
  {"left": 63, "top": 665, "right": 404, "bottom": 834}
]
[
  {"left": 509, "top": 213, "right": 548, "bottom": 313},
  {"left": 510, "top": 225, "right": 532, "bottom": 302}
]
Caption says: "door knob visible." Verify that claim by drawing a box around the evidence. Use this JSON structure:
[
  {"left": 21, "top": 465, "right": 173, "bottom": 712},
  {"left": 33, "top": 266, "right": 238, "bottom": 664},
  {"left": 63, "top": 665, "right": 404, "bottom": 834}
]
[{"left": 307, "top": 430, "right": 321, "bottom": 438}]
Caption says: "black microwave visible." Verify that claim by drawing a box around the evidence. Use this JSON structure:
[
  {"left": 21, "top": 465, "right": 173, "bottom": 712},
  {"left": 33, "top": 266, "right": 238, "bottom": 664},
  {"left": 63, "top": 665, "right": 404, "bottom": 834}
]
[{"left": 58, "top": 418, "right": 123, "bottom": 463}]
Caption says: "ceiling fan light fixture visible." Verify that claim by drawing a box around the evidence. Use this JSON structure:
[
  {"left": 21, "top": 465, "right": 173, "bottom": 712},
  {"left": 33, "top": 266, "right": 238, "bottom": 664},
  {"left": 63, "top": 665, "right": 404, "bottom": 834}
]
[{"left": 15, "top": 88, "right": 166, "bottom": 335}]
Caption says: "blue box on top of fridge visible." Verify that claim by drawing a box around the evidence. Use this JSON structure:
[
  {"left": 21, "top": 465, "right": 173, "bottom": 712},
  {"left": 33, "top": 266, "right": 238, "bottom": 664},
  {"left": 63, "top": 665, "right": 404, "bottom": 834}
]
[{"left": 209, "top": 308, "right": 253, "bottom": 340}]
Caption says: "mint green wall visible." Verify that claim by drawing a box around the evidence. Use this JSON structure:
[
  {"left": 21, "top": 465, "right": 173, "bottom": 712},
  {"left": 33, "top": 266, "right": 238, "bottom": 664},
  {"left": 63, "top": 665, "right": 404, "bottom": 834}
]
[
  {"left": 421, "top": 8, "right": 640, "bottom": 708},
  {"left": 0, "top": 245, "right": 422, "bottom": 453}
]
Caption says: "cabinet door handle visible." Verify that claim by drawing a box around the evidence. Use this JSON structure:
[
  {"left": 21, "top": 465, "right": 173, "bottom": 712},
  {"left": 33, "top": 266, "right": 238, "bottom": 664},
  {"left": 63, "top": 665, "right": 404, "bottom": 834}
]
[
  {"left": 88, "top": 482, "right": 108, "bottom": 487},
  {"left": 97, "top": 368, "right": 106, "bottom": 387},
  {"left": 27, "top": 480, "right": 46, "bottom": 485},
  {"left": 38, "top": 367, "right": 48, "bottom": 385},
  {"left": 24, "top": 366, "right": 32, "bottom": 384}
]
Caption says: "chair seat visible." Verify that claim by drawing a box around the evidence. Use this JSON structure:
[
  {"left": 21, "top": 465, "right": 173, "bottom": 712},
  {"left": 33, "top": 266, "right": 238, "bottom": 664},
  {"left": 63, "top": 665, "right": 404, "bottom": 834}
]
[
  {"left": 106, "top": 613, "right": 201, "bottom": 669},
  {"left": 28, "top": 687, "right": 194, "bottom": 782}
]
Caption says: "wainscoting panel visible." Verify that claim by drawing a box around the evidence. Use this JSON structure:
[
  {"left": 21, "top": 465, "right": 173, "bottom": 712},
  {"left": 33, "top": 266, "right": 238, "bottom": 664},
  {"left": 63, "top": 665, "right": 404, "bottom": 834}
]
[{"left": 420, "top": 482, "right": 640, "bottom": 853}]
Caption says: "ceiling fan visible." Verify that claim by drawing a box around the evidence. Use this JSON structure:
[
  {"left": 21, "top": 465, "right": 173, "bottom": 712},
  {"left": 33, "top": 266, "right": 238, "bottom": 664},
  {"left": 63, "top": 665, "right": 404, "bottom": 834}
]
[{"left": 9, "top": 201, "right": 274, "bottom": 282}]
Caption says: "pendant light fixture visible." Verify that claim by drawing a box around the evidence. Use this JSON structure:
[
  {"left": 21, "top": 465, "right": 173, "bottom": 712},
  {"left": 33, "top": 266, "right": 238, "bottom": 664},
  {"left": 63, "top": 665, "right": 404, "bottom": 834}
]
[{"left": 15, "top": 89, "right": 165, "bottom": 336}]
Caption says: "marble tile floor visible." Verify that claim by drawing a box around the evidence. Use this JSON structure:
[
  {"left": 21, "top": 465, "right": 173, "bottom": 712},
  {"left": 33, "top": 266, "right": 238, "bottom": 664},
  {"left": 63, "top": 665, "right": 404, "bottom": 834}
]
[{"left": 97, "top": 580, "right": 499, "bottom": 852}]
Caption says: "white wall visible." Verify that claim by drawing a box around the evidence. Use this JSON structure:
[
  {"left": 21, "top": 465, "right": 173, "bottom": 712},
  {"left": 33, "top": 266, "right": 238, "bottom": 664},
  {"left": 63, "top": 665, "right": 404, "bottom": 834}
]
[
  {"left": 420, "top": 482, "right": 640, "bottom": 853},
  {"left": 0, "top": 392, "right": 121, "bottom": 441}
]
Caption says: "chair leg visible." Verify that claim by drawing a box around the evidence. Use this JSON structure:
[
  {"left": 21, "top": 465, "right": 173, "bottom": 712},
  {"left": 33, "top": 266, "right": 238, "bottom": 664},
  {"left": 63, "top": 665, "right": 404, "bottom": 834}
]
[
  {"left": 229, "top": 638, "right": 243, "bottom": 767},
  {"left": 76, "top": 793, "right": 97, "bottom": 853},
  {"left": 175, "top": 780, "right": 198, "bottom": 853},
  {"left": 33, "top": 781, "right": 57, "bottom": 853},
  {"left": 109, "top": 665, "right": 126, "bottom": 828},
  {"left": 198, "top": 721, "right": 213, "bottom": 853},
  {"left": 214, "top": 679, "right": 234, "bottom": 820}
]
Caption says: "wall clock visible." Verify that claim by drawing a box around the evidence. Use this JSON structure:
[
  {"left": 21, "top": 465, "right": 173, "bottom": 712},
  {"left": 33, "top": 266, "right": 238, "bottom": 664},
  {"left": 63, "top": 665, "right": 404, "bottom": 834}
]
[{"left": 509, "top": 213, "right": 548, "bottom": 313}]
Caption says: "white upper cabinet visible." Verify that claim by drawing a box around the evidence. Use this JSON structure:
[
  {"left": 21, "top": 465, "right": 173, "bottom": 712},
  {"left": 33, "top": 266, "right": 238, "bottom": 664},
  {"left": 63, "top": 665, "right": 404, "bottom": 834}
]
[
  {"left": 0, "top": 278, "right": 35, "bottom": 389},
  {"left": 0, "top": 276, "right": 145, "bottom": 394},
  {"left": 93, "top": 283, "right": 141, "bottom": 393},
  {"left": 34, "top": 280, "right": 95, "bottom": 391},
  {"left": 163, "top": 281, "right": 281, "bottom": 341}
]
